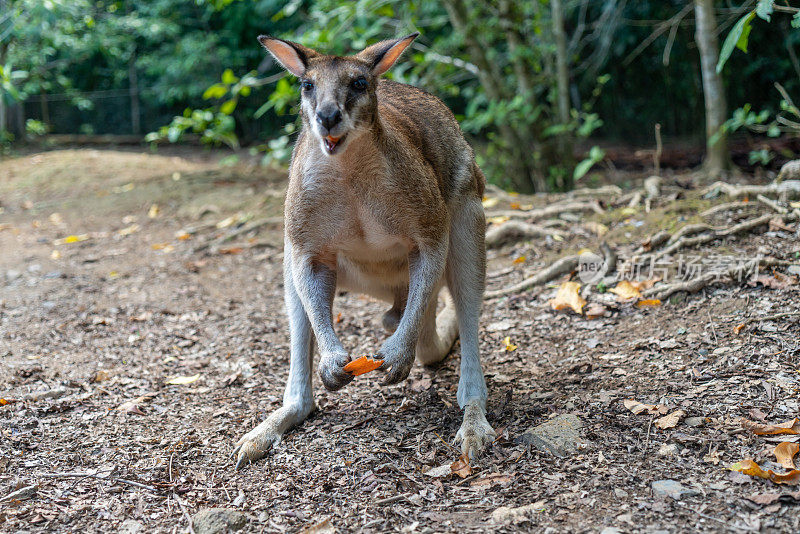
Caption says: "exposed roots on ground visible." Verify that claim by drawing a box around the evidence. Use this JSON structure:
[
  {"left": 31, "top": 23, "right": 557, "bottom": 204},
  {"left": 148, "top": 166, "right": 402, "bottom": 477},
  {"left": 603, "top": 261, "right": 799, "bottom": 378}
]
[
  {"left": 192, "top": 216, "right": 283, "bottom": 253},
  {"left": 485, "top": 201, "right": 604, "bottom": 222},
  {"left": 642, "top": 257, "right": 787, "bottom": 301},
  {"left": 702, "top": 179, "right": 800, "bottom": 200},
  {"left": 485, "top": 221, "right": 566, "bottom": 248}
]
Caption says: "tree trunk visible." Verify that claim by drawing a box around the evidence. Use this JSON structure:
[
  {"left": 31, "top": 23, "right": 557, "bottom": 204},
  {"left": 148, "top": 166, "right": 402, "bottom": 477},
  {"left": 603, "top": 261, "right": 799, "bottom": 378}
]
[
  {"left": 0, "top": 41, "right": 7, "bottom": 137},
  {"left": 551, "top": 0, "right": 574, "bottom": 190},
  {"left": 694, "top": 0, "right": 729, "bottom": 178},
  {"left": 129, "top": 53, "right": 141, "bottom": 135}
]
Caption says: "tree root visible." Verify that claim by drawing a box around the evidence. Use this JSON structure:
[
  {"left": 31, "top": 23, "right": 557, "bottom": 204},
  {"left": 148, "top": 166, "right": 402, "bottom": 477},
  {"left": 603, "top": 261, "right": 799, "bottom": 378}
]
[
  {"left": 484, "top": 242, "right": 617, "bottom": 298},
  {"left": 485, "top": 221, "right": 566, "bottom": 248},
  {"left": 702, "top": 180, "right": 800, "bottom": 200},
  {"left": 643, "top": 257, "right": 786, "bottom": 301},
  {"left": 700, "top": 201, "right": 758, "bottom": 218},
  {"left": 484, "top": 255, "right": 579, "bottom": 298},
  {"left": 485, "top": 200, "right": 603, "bottom": 221}
]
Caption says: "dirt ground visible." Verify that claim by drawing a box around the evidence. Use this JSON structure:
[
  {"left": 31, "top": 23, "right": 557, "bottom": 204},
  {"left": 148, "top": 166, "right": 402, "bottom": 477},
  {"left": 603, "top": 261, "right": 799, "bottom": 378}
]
[{"left": 1, "top": 148, "right": 799, "bottom": 533}]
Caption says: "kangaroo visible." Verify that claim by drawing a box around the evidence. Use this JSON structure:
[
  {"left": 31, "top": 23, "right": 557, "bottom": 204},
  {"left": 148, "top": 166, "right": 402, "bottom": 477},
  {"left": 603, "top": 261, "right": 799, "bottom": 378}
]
[{"left": 233, "top": 33, "right": 494, "bottom": 469}]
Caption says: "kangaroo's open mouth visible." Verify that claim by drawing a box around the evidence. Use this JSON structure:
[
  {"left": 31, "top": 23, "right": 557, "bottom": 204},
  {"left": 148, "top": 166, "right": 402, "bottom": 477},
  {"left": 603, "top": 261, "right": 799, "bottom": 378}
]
[{"left": 323, "top": 134, "right": 345, "bottom": 154}]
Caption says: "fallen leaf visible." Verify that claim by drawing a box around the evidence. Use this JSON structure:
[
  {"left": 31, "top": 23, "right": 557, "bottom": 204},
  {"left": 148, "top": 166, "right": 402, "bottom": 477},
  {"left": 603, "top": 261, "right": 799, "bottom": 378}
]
[
  {"left": 655, "top": 409, "right": 685, "bottom": 430},
  {"left": 635, "top": 299, "right": 662, "bottom": 308},
  {"left": 512, "top": 256, "right": 526, "bottom": 265},
  {"left": 219, "top": 247, "right": 243, "bottom": 255},
  {"left": 749, "top": 272, "right": 798, "bottom": 290},
  {"left": 343, "top": 356, "right": 384, "bottom": 376},
  {"left": 117, "top": 224, "right": 140, "bottom": 236},
  {"left": 623, "top": 399, "right": 669, "bottom": 416},
  {"left": 470, "top": 473, "right": 514, "bottom": 487},
  {"left": 609, "top": 280, "right": 641, "bottom": 300},
  {"left": 116, "top": 393, "right": 156, "bottom": 415},
  {"left": 509, "top": 202, "right": 521, "bottom": 210},
  {"left": 93, "top": 370, "right": 112, "bottom": 383},
  {"left": 165, "top": 374, "right": 201, "bottom": 385},
  {"left": 148, "top": 204, "right": 159, "bottom": 218},
  {"left": 482, "top": 197, "right": 500, "bottom": 209},
  {"left": 769, "top": 217, "right": 795, "bottom": 232},
  {"left": 176, "top": 231, "right": 192, "bottom": 240},
  {"left": 584, "top": 221, "right": 608, "bottom": 236},
  {"left": 549, "top": 281, "right": 586, "bottom": 315},
  {"left": 0, "top": 398, "right": 18, "bottom": 406},
  {"left": 584, "top": 302, "right": 608, "bottom": 319},
  {"left": 733, "top": 323, "right": 746, "bottom": 335},
  {"left": 503, "top": 336, "right": 517, "bottom": 352},
  {"left": 741, "top": 418, "right": 800, "bottom": 435},
  {"left": 53, "top": 234, "right": 89, "bottom": 245},
  {"left": 775, "top": 442, "right": 800, "bottom": 470},
  {"left": 450, "top": 454, "right": 473, "bottom": 479},
  {"left": 747, "top": 491, "right": 800, "bottom": 506},
  {"left": 424, "top": 464, "right": 452, "bottom": 478},
  {"left": 50, "top": 250, "right": 61, "bottom": 260},
  {"left": 486, "top": 215, "right": 509, "bottom": 225},
  {"left": 730, "top": 459, "right": 800, "bottom": 485}
]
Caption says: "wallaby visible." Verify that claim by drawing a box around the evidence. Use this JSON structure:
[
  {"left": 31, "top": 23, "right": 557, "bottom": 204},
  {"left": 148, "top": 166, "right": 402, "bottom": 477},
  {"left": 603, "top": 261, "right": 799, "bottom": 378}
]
[{"left": 233, "top": 33, "right": 494, "bottom": 469}]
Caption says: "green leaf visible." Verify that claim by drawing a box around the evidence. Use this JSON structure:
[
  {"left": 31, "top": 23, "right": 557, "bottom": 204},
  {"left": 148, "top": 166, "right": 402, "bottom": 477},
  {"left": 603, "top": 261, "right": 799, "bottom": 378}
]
[
  {"left": 221, "top": 68, "right": 238, "bottom": 85},
  {"left": 717, "top": 11, "right": 756, "bottom": 73},
  {"left": 573, "top": 158, "right": 595, "bottom": 181},
  {"left": 755, "top": 0, "right": 774, "bottom": 21},
  {"left": 220, "top": 99, "right": 237, "bottom": 115},
  {"left": 793, "top": 11, "right": 800, "bottom": 28},
  {"left": 202, "top": 83, "right": 228, "bottom": 100}
]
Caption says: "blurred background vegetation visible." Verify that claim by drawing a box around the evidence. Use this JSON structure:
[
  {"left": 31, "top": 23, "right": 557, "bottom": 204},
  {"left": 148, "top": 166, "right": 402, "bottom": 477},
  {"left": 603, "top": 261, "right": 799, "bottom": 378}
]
[{"left": 1, "top": 0, "right": 798, "bottom": 192}]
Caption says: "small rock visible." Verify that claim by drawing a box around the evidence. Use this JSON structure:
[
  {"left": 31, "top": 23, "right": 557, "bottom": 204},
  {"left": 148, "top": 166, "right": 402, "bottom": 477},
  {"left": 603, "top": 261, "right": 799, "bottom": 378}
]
[
  {"left": 192, "top": 508, "right": 247, "bottom": 534},
  {"left": 657, "top": 443, "right": 679, "bottom": 457},
  {"left": 486, "top": 320, "right": 513, "bottom": 332},
  {"left": 491, "top": 501, "right": 547, "bottom": 524},
  {"left": 651, "top": 480, "right": 699, "bottom": 500},
  {"left": 614, "top": 488, "right": 629, "bottom": 499},
  {"left": 684, "top": 417, "right": 705, "bottom": 427},
  {"left": 600, "top": 528, "right": 622, "bottom": 534},
  {"left": 517, "top": 414, "right": 584, "bottom": 457},
  {"left": 788, "top": 265, "right": 800, "bottom": 276},
  {"left": 22, "top": 387, "right": 68, "bottom": 402},
  {"left": 118, "top": 519, "right": 144, "bottom": 534}
]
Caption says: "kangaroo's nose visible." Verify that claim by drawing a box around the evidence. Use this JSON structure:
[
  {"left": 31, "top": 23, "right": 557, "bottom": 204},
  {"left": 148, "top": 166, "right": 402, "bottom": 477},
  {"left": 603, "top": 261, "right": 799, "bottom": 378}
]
[{"left": 316, "top": 106, "right": 342, "bottom": 133}]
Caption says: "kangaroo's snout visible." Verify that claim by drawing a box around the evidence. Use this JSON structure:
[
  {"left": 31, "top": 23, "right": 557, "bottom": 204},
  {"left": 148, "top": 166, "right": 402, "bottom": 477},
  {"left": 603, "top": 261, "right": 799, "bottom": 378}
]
[{"left": 316, "top": 105, "right": 342, "bottom": 134}]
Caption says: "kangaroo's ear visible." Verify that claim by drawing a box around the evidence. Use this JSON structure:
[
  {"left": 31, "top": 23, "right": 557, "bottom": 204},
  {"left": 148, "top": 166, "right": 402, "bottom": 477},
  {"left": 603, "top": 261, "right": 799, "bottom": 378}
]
[
  {"left": 357, "top": 33, "right": 418, "bottom": 76},
  {"left": 258, "top": 35, "right": 319, "bottom": 77}
]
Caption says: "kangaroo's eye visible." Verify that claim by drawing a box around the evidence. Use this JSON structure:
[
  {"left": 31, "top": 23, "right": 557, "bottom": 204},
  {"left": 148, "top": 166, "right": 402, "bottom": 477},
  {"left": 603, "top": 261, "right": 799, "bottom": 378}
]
[
  {"left": 351, "top": 77, "right": 367, "bottom": 91},
  {"left": 301, "top": 80, "right": 314, "bottom": 92}
]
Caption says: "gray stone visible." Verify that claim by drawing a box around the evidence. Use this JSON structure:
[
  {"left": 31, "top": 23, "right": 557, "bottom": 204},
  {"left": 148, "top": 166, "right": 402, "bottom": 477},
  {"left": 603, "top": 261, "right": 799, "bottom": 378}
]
[
  {"left": 651, "top": 480, "right": 699, "bottom": 500},
  {"left": 491, "top": 501, "right": 547, "bottom": 524},
  {"left": 518, "top": 414, "right": 584, "bottom": 457},
  {"left": 600, "top": 528, "right": 623, "bottom": 534},
  {"left": 119, "top": 519, "right": 144, "bottom": 534},
  {"left": 192, "top": 508, "right": 247, "bottom": 534},
  {"left": 684, "top": 417, "right": 705, "bottom": 427}
]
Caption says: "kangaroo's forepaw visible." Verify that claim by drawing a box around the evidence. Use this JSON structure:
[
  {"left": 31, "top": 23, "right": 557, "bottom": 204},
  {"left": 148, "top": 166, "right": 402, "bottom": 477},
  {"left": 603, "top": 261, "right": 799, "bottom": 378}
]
[
  {"left": 319, "top": 350, "right": 354, "bottom": 391},
  {"left": 455, "top": 400, "right": 496, "bottom": 459},
  {"left": 378, "top": 342, "right": 414, "bottom": 386}
]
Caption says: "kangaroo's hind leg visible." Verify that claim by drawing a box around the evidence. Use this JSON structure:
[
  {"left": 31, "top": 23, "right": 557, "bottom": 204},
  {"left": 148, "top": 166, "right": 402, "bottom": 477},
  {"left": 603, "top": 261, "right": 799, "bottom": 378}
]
[
  {"left": 415, "top": 287, "right": 459, "bottom": 365},
  {"left": 447, "top": 197, "right": 495, "bottom": 459}
]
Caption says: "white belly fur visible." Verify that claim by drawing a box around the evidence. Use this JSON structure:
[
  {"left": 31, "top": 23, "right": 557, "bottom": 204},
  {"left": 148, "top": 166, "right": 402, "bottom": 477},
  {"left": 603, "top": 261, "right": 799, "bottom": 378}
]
[{"left": 335, "top": 208, "right": 410, "bottom": 301}]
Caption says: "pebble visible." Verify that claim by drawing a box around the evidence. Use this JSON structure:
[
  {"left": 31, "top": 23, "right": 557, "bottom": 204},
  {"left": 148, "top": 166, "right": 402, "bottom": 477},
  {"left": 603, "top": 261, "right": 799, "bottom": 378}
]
[
  {"left": 192, "top": 508, "right": 247, "bottom": 534},
  {"left": 651, "top": 479, "right": 699, "bottom": 500},
  {"left": 518, "top": 414, "right": 584, "bottom": 457}
]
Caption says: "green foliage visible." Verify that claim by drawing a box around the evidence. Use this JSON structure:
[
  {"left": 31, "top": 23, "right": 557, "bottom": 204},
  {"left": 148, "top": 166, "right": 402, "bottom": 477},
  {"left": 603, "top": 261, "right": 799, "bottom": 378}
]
[
  {"left": 25, "top": 118, "right": 48, "bottom": 137},
  {"left": 748, "top": 148, "right": 773, "bottom": 166},
  {"left": 574, "top": 146, "right": 606, "bottom": 181},
  {"left": 145, "top": 107, "right": 238, "bottom": 148}
]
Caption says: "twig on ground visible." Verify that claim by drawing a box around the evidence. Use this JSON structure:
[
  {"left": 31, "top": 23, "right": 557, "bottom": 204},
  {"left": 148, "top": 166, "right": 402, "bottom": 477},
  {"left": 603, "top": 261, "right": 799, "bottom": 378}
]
[
  {"left": 734, "top": 312, "right": 800, "bottom": 333},
  {"left": 702, "top": 180, "right": 800, "bottom": 200},
  {"left": 193, "top": 216, "right": 283, "bottom": 253},
  {"left": 173, "top": 492, "right": 197, "bottom": 534},
  {"left": 40, "top": 472, "right": 159, "bottom": 493}
]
